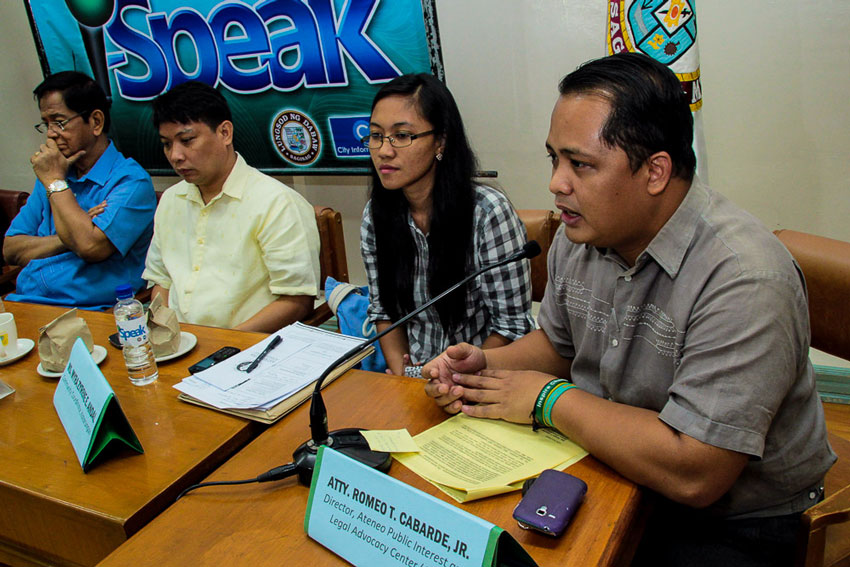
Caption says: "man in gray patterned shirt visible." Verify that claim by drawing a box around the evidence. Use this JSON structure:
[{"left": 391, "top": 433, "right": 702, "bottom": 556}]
[{"left": 423, "top": 53, "right": 834, "bottom": 567}]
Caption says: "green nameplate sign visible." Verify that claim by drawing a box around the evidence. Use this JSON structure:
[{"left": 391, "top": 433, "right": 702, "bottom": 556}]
[
  {"left": 305, "top": 446, "right": 538, "bottom": 567},
  {"left": 53, "top": 338, "right": 143, "bottom": 472}
]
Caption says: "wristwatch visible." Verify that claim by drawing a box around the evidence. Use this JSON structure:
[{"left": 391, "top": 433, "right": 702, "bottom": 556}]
[{"left": 46, "top": 180, "right": 69, "bottom": 198}]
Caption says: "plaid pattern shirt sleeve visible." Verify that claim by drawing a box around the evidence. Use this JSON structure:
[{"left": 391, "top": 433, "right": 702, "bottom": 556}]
[
  {"left": 360, "top": 186, "right": 534, "bottom": 364},
  {"left": 468, "top": 185, "right": 535, "bottom": 342},
  {"left": 360, "top": 201, "right": 388, "bottom": 324}
]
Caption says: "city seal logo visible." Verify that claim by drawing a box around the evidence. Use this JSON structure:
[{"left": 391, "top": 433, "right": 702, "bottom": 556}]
[
  {"left": 608, "top": 0, "right": 702, "bottom": 111},
  {"left": 271, "top": 110, "right": 321, "bottom": 166},
  {"left": 627, "top": 0, "right": 696, "bottom": 66}
]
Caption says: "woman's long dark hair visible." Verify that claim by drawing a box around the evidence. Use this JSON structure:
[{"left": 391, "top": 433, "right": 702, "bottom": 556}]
[{"left": 369, "top": 73, "right": 478, "bottom": 335}]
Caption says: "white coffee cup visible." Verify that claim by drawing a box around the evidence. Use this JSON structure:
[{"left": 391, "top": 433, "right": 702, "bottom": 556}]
[{"left": 0, "top": 312, "right": 18, "bottom": 358}]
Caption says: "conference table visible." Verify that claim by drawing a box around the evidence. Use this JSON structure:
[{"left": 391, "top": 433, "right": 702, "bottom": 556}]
[
  {"left": 0, "top": 301, "right": 267, "bottom": 567},
  {"left": 98, "top": 371, "right": 647, "bottom": 565}
]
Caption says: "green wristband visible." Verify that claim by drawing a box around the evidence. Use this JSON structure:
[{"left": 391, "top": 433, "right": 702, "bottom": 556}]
[
  {"left": 533, "top": 378, "right": 570, "bottom": 428},
  {"left": 541, "top": 382, "right": 576, "bottom": 427}
]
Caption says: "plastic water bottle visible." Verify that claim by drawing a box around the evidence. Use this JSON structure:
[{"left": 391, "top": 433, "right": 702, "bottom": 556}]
[{"left": 114, "top": 284, "right": 158, "bottom": 386}]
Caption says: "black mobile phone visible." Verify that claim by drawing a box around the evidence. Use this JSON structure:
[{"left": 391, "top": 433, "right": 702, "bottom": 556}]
[
  {"left": 513, "top": 469, "right": 587, "bottom": 537},
  {"left": 188, "top": 346, "right": 241, "bottom": 374},
  {"left": 108, "top": 332, "right": 122, "bottom": 349}
]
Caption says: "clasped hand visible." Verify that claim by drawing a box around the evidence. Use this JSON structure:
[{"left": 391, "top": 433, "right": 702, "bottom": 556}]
[{"left": 422, "top": 343, "right": 556, "bottom": 424}]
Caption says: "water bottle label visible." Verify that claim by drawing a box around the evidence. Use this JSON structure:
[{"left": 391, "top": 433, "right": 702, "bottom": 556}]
[{"left": 117, "top": 315, "right": 150, "bottom": 347}]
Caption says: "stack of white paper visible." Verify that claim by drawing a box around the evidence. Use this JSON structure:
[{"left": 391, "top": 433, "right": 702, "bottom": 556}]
[{"left": 174, "top": 323, "right": 365, "bottom": 410}]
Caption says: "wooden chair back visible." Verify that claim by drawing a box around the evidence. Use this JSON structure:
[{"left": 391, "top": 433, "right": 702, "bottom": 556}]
[
  {"left": 776, "top": 229, "right": 850, "bottom": 360},
  {"left": 0, "top": 189, "right": 28, "bottom": 238},
  {"left": 0, "top": 189, "right": 30, "bottom": 293},
  {"left": 313, "top": 205, "right": 349, "bottom": 285},
  {"left": 516, "top": 209, "right": 561, "bottom": 302},
  {"left": 776, "top": 230, "right": 850, "bottom": 567},
  {"left": 301, "top": 206, "right": 349, "bottom": 327}
]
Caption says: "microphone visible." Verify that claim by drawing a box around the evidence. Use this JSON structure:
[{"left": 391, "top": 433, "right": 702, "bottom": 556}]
[{"left": 291, "top": 240, "right": 542, "bottom": 484}]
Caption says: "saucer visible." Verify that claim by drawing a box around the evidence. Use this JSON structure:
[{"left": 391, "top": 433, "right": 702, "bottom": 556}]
[
  {"left": 0, "top": 339, "right": 35, "bottom": 366},
  {"left": 156, "top": 331, "right": 198, "bottom": 363},
  {"left": 37, "top": 345, "right": 107, "bottom": 378}
]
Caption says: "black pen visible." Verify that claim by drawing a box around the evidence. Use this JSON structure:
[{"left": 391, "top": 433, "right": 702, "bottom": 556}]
[{"left": 245, "top": 335, "right": 282, "bottom": 373}]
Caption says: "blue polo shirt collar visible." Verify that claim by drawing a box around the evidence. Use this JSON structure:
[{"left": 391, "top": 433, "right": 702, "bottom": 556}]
[{"left": 70, "top": 141, "right": 120, "bottom": 187}]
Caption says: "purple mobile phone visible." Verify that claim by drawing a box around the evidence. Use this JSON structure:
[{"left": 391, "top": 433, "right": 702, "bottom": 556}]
[{"left": 512, "top": 469, "right": 587, "bottom": 537}]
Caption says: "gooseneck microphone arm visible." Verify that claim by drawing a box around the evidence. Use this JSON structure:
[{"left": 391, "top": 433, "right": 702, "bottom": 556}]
[
  {"left": 177, "top": 242, "right": 543, "bottom": 495},
  {"left": 296, "top": 240, "right": 542, "bottom": 479}
]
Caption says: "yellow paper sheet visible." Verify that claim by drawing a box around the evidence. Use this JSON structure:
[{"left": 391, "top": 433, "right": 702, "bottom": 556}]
[
  {"left": 394, "top": 414, "right": 587, "bottom": 502},
  {"left": 361, "top": 429, "right": 420, "bottom": 453}
]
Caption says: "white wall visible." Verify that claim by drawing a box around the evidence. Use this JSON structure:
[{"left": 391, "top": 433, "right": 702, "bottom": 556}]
[
  {"left": 3, "top": 1, "right": 849, "bottom": 286},
  {"left": 698, "top": 2, "right": 850, "bottom": 240},
  {"left": 0, "top": 3, "right": 47, "bottom": 191}
]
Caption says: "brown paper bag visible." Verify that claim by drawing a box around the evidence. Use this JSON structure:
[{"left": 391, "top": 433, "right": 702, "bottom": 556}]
[
  {"left": 38, "top": 309, "right": 94, "bottom": 372},
  {"left": 148, "top": 294, "right": 181, "bottom": 357}
]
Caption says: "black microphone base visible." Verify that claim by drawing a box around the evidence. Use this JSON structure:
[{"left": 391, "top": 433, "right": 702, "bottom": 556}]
[{"left": 292, "top": 428, "right": 392, "bottom": 485}]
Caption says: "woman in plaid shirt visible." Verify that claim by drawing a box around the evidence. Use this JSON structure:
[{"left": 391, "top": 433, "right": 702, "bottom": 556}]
[{"left": 360, "top": 73, "right": 534, "bottom": 376}]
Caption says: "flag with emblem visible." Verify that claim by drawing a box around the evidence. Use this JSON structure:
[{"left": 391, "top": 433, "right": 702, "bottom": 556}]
[{"left": 607, "top": 0, "right": 708, "bottom": 181}]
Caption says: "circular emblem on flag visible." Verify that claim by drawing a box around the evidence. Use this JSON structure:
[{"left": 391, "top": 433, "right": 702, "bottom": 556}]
[
  {"left": 627, "top": 0, "right": 696, "bottom": 65},
  {"left": 271, "top": 110, "right": 321, "bottom": 166}
]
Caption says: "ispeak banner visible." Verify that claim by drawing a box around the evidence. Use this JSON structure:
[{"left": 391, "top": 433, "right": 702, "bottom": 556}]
[{"left": 25, "top": 0, "right": 443, "bottom": 175}]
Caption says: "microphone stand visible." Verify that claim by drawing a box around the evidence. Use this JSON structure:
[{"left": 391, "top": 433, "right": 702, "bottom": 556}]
[{"left": 291, "top": 241, "right": 541, "bottom": 484}]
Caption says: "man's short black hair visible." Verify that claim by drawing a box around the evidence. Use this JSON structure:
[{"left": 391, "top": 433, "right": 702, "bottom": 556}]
[
  {"left": 33, "top": 71, "right": 111, "bottom": 133},
  {"left": 152, "top": 81, "right": 232, "bottom": 131},
  {"left": 559, "top": 52, "right": 696, "bottom": 181}
]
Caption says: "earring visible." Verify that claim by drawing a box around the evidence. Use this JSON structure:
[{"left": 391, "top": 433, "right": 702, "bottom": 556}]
[{"left": 436, "top": 153, "right": 443, "bottom": 161}]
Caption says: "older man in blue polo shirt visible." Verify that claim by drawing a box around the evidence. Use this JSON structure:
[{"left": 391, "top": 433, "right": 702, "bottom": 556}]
[{"left": 3, "top": 71, "right": 155, "bottom": 309}]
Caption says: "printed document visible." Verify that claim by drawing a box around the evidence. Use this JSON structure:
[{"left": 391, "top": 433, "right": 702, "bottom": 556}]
[{"left": 394, "top": 414, "right": 587, "bottom": 502}]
